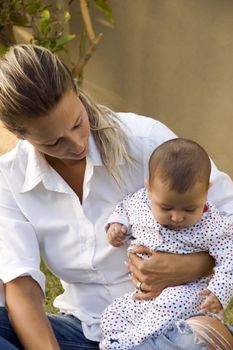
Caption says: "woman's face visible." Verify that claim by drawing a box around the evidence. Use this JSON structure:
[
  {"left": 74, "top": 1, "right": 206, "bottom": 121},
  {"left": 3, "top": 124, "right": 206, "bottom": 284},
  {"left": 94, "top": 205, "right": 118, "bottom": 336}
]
[{"left": 23, "top": 90, "right": 90, "bottom": 162}]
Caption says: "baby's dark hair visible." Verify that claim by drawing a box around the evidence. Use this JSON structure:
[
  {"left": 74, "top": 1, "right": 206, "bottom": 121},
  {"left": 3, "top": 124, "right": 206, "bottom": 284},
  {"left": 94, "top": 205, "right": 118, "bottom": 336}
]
[{"left": 149, "top": 138, "right": 211, "bottom": 192}]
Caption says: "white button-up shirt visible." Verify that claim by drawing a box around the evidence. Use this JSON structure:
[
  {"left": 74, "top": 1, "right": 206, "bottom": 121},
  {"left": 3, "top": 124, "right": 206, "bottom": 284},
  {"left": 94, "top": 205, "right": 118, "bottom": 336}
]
[{"left": 0, "top": 113, "right": 233, "bottom": 341}]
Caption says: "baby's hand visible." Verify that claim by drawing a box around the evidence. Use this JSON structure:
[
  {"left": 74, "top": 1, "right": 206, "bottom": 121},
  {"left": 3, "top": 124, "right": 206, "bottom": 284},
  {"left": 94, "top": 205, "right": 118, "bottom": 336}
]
[
  {"left": 200, "top": 289, "right": 223, "bottom": 315},
  {"left": 107, "top": 223, "right": 128, "bottom": 247}
]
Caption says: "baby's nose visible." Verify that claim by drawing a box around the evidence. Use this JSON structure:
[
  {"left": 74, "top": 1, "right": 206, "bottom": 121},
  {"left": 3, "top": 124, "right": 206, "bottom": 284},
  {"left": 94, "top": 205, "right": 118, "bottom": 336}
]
[{"left": 171, "top": 212, "right": 184, "bottom": 223}]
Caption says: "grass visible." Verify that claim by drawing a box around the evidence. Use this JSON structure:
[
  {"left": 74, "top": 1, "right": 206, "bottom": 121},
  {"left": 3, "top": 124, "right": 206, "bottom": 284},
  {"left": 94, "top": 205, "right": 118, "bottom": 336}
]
[
  {"left": 41, "top": 261, "right": 233, "bottom": 325},
  {"left": 224, "top": 298, "right": 233, "bottom": 325},
  {"left": 41, "top": 260, "right": 63, "bottom": 314}
]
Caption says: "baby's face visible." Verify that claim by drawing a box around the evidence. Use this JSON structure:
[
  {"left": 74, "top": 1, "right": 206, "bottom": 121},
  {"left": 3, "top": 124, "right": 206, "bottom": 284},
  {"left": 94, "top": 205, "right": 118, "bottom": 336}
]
[{"left": 147, "top": 179, "right": 208, "bottom": 230}]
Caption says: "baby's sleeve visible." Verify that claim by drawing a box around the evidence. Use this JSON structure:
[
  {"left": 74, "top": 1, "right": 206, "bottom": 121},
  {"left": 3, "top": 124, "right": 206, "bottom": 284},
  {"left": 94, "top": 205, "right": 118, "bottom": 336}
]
[
  {"left": 105, "top": 192, "right": 134, "bottom": 231},
  {"left": 206, "top": 216, "right": 233, "bottom": 309}
]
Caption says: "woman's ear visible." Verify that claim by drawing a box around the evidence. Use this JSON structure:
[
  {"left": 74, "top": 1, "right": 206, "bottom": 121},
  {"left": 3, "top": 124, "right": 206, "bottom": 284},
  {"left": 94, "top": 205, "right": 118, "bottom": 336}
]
[{"left": 14, "top": 130, "right": 26, "bottom": 140}]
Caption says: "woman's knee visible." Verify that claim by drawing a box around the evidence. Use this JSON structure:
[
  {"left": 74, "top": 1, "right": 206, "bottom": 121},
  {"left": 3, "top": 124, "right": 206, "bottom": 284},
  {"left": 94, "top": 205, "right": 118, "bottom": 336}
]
[{"left": 187, "top": 315, "right": 233, "bottom": 350}]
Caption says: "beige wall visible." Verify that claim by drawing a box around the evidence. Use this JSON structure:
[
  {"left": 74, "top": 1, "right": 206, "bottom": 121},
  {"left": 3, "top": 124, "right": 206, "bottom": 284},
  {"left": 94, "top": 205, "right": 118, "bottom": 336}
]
[
  {"left": 0, "top": 123, "right": 17, "bottom": 154},
  {"left": 71, "top": 0, "right": 233, "bottom": 177},
  {"left": 1, "top": 0, "right": 233, "bottom": 179}
]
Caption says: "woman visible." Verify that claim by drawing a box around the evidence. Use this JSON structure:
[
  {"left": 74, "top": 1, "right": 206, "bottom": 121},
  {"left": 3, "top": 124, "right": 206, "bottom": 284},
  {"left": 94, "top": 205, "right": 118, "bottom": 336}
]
[{"left": 0, "top": 44, "right": 232, "bottom": 350}]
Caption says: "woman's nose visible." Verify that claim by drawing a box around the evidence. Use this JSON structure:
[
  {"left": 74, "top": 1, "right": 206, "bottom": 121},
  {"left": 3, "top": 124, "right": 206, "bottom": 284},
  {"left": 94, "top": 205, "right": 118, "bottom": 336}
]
[{"left": 68, "top": 133, "right": 83, "bottom": 151}]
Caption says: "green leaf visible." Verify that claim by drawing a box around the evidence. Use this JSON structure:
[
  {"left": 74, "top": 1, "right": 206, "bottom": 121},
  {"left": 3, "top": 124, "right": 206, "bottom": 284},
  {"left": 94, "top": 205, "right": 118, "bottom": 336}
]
[
  {"left": 24, "top": 0, "right": 43, "bottom": 14},
  {"left": 64, "top": 11, "right": 71, "bottom": 24},
  {"left": 92, "top": 0, "right": 114, "bottom": 23},
  {"left": 10, "top": 14, "right": 29, "bottom": 26},
  {"left": 41, "top": 9, "right": 50, "bottom": 20},
  {"left": 56, "top": 34, "right": 76, "bottom": 47},
  {"left": 0, "top": 43, "right": 7, "bottom": 56}
]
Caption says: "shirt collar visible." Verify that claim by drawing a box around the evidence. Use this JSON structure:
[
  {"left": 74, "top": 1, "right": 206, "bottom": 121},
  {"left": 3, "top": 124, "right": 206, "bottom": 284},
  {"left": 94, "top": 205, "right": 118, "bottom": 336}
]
[
  {"left": 87, "top": 133, "right": 103, "bottom": 166},
  {"left": 20, "top": 133, "right": 103, "bottom": 193},
  {"left": 20, "top": 142, "right": 52, "bottom": 193}
]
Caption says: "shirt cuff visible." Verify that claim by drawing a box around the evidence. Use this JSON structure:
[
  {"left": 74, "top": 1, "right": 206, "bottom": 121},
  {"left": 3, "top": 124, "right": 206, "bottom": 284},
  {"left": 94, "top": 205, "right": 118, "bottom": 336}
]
[{"left": 0, "top": 266, "right": 46, "bottom": 296}]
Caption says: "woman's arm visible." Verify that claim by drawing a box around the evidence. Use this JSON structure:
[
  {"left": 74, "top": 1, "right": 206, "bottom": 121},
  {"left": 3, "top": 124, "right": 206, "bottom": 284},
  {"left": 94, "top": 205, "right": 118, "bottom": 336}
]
[
  {"left": 127, "top": 247, "right": 214, "bottom": 300},
  {"left": 5, "top": 276, "right": 60, "bottom": 350},
  {"left": 208, "top": 160, "right": 233, "bottom": 215}
]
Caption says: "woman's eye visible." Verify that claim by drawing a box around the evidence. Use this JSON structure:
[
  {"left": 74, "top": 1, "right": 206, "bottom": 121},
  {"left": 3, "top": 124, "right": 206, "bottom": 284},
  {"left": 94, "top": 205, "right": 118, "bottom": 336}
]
[
  {"left": 46, "top": 140, "right": 59, "bottom": 147},
  {"left": 74, "top": 120, "right": 82, "bottom": 129}
]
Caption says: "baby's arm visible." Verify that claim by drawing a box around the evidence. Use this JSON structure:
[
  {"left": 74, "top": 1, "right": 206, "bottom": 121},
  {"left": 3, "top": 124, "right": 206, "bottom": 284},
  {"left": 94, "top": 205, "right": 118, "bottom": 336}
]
[
  {"left": 204, "top": 213, "right": 233, "bottom": 311},
  {"left": 200, "top": 289, "right": 223, "bottom": 314},
  {"left": 107, "top": 223, "right": 128, "bottom": 247},
  {"left": 106, "top": 192, "right": 135, "bottom": 247}
]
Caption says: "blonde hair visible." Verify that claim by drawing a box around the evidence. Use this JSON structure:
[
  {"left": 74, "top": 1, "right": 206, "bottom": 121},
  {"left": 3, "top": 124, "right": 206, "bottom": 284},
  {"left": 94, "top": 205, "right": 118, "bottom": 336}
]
[{"left": 0, "top": 44, "right": 133, "bottom": 182}]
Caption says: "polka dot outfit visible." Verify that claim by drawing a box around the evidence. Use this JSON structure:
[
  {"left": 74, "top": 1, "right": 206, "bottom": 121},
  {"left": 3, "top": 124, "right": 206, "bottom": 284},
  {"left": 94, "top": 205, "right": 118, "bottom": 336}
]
[{"left": 100, "top": 187, "right": 233, "bottom": 350}]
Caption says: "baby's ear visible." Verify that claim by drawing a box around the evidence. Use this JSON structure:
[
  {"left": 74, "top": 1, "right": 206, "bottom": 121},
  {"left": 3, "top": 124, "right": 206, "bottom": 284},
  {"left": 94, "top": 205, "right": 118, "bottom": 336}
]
[
  {"left": 208, "top": 182, "right": 212, "bottom": 189},
  {"left": 145, "top": 179, "right": 152, "bottom": 199}
]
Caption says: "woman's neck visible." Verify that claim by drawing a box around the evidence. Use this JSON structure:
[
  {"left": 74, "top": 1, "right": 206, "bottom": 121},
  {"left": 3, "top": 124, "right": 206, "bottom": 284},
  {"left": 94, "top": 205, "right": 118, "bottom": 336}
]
[{"left": 45, "top": 154, "right": 86, "bottom": 169}]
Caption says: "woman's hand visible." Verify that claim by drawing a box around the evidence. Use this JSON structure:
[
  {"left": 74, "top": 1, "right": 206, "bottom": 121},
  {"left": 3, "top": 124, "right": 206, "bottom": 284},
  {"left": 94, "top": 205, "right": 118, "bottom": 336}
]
[{"left": 126, "top": 246, "right": 215, "bottom": 300}]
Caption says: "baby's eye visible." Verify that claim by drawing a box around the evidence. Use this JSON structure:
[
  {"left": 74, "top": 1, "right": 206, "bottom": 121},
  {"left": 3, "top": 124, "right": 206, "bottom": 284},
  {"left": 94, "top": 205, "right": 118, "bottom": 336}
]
[
  {"left": 161, "top": 207, "right": 172, "bottom": 211},
  {"left": 185, "top": 208, "right": 196, "bottom": 213}
]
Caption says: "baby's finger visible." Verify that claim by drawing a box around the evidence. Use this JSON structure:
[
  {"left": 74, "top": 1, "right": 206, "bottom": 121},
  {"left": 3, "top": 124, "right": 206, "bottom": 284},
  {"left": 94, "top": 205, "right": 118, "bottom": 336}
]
[
  {"left": 108, "top": 227, "right": 116, "bottom": 236},
  {"left": 200, "top": 289, "right": 211, "bottom": 296},
  {"left": 121, "top": 225, "right": 128, "bottom": 234}
]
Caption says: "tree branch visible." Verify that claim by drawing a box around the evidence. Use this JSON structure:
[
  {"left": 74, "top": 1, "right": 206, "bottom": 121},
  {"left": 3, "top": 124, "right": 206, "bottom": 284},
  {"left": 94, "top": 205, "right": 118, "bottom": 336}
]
[
  {"left": 79, "top": 0, "right": 95, "bottom": 43},
  {"left": 71, "top": 32, "right": 102, "bottom": 78},
  {"left": 0, "top": 24, "right": 16, "bottom": 47}
]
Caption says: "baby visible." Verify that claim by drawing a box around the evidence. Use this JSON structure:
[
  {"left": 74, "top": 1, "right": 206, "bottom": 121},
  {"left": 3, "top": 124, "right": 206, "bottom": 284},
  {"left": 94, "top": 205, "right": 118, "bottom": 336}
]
[{"left": 100, "top": 138, "right": 233, "bottom": 350}]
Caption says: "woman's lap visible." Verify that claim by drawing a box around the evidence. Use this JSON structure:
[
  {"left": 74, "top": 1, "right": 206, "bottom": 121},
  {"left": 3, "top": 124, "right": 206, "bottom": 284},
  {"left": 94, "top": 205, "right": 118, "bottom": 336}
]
[
  {"left": 130, "top": 314, "right": 233, "bottom": 350},
  {"left": 0, "top": 307, "right": 99, "bottom": 350},
  {"left": 0, "top": 307, "right": 232, "bottom": 350}
]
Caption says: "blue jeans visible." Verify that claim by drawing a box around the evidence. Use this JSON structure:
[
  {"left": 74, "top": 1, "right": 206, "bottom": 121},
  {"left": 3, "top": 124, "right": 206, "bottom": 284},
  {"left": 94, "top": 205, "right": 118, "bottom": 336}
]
[
  {"left": 130, "top": 320, "right": 207, "bottom": 350},
  {"left": 0, "top": 307, "right": 99, "bottom": 350},
  {"left": 131, "top": 316, "right": 233, "bottom": 350},
  {"left": 0, "top": 307, "right": 232, "bottom": 350}
]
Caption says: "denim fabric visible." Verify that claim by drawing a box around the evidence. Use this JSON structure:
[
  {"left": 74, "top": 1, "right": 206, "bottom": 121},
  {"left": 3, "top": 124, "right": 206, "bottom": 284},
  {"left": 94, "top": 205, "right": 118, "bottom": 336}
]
[
  {"left": 0, "top": 336, "right": 19, "bottom": 350},
  {"left": 0, "top": 307, "right": 232, "bottom": 350},
  {"left": 131, "top": 312, "right": 233, "bottom": 350},
  {"left": 0, "top": 308, "right": 99, "bottom": 350},
  {"left": 130, "top": 320, "right": 207, "bottom": 350}
]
